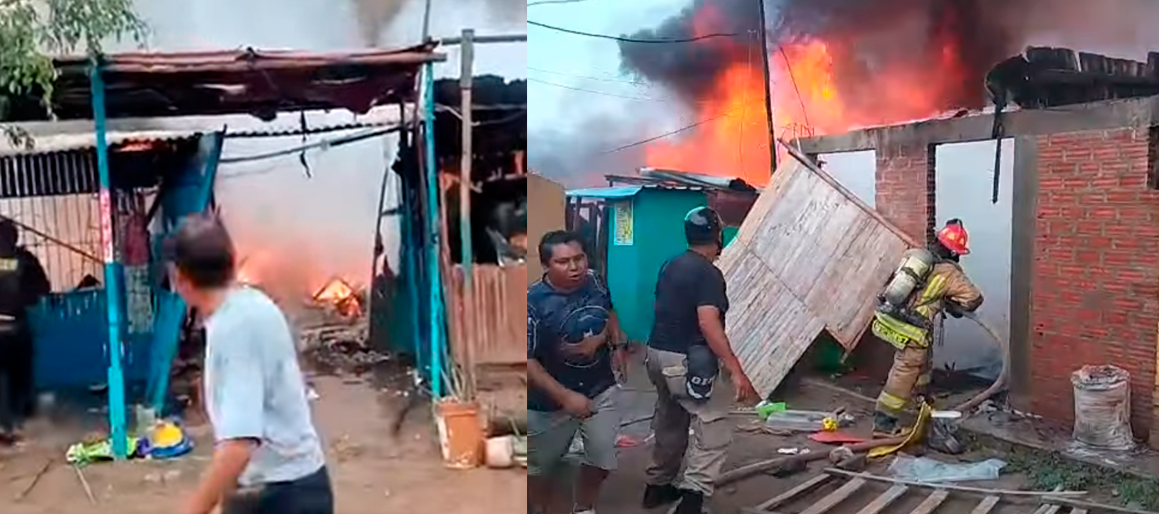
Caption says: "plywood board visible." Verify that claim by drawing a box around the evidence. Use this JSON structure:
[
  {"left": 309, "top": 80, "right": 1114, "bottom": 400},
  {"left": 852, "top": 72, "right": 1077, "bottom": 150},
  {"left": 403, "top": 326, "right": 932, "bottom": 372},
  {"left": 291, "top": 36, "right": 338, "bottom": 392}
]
[{"left": 721, "top": 158, "right": 910, "bottom": 397}]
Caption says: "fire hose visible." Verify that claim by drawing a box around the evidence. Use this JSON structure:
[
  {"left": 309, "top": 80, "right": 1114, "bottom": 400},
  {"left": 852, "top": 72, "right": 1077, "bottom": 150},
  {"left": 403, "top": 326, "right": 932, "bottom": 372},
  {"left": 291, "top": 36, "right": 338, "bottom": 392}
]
[{"left": 718, "top": 310, "right": 1009, "bottom": 486}]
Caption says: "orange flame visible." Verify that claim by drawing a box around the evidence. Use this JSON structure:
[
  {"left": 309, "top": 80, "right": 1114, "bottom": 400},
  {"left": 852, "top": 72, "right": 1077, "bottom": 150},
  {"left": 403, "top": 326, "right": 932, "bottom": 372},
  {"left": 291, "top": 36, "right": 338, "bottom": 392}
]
[{"left": 645, "top": 27, "right": 970, "bottom": 186}]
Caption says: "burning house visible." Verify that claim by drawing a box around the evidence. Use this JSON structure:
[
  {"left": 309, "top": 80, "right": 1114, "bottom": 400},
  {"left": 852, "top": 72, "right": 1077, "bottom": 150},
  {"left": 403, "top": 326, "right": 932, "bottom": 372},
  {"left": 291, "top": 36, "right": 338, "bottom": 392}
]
[{"left": 605, "top": 0, "right": 1159, "bottom": 449}]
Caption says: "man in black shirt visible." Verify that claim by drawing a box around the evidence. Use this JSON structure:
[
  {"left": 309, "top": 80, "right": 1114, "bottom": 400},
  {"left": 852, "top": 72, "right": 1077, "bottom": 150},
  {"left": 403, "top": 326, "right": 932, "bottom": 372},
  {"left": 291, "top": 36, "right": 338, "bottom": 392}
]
[
  {"left": 641, "top": 207, "right": 758, "bottom": 514},
  {"left": 0, "top": 219, "right": 50, "bottom": 445},
  {"left": 527, "top": 230, "right": 624, "bottom": 514}
]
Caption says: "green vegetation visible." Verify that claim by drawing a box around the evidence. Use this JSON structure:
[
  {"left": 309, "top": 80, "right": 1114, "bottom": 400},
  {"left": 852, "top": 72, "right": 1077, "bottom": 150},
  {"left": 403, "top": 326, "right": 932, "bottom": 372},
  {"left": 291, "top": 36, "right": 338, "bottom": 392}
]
[
  {"left": 0, "top": 0, "right": 147, "bottom": 143},
  {"left": 1006, "top": 446, "right": 1159, "bottom": 509}
]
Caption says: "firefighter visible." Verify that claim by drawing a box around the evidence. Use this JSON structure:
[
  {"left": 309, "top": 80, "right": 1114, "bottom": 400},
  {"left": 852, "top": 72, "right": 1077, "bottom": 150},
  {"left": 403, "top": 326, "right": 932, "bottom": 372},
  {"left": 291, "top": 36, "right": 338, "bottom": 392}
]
[{"left": 870, "top": 219, "right": 983, "bottom": 438}]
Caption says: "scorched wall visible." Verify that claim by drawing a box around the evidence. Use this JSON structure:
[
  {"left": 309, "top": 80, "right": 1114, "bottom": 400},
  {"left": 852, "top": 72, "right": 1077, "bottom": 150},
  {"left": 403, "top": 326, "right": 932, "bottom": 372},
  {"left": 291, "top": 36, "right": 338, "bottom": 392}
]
[{"left": 870, "top": 126, "right": 1159, "bottom": 445}]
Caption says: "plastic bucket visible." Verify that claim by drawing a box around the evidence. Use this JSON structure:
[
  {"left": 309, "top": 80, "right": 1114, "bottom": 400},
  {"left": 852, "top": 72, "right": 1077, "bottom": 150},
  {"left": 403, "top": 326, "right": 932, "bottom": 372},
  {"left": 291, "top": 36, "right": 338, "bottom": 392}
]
[
  {"left": 435, "top": 399, "right": 483, "bottom": 469},
  {"left": 1071, "top": 365, "right": 1134, "bottom": 450},
  {"left": 485, "top": 435, "right": 516, "bottom": 469}
]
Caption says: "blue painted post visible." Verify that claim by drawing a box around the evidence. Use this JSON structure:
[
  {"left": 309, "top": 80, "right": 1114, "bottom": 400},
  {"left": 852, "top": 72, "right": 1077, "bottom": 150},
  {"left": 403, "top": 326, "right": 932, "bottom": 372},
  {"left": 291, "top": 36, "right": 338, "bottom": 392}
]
[
  {"left": 89, "top": 58, "right": 128, "bottom": 459},
  {"left": 422, "top": 63, "right": 444, "bottom": 398}
]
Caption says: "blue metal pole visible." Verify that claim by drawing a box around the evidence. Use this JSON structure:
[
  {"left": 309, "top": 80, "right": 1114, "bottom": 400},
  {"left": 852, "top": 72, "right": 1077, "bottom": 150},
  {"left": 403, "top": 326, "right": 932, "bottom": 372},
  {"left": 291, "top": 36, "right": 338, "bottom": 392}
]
[
  {"left": 90, "top": 58, "right": 128, "bottom": 459},
  {"left": 422, "top": 62, "right": 443, "bottom": 398}
]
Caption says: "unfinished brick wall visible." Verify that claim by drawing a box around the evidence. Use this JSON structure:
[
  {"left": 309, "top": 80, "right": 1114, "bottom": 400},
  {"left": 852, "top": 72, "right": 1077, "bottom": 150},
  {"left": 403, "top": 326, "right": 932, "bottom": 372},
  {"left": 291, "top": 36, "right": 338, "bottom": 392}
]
[
  {"left": 1031, "top": 128, "right": 1159, "bottom": 443},
  {"left": 876, "top": 143, "right": 937, "bottom": 245}
]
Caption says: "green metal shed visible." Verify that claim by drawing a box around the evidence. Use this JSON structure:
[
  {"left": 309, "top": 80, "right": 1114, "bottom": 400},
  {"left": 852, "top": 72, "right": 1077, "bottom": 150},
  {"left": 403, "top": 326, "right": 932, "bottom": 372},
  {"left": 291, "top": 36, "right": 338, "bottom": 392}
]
[{"left": 565, "top": 185, "right": 747, "bottom": 343}]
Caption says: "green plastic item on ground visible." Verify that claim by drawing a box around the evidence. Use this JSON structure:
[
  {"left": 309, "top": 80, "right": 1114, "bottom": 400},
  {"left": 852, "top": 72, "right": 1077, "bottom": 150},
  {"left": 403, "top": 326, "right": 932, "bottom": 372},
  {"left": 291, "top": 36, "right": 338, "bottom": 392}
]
[
  {"left": 66, "top": 437, "right": 140, "bottom": 466},
  {"left": 755, "top": 401, "right": 787, "bottom": 420}
]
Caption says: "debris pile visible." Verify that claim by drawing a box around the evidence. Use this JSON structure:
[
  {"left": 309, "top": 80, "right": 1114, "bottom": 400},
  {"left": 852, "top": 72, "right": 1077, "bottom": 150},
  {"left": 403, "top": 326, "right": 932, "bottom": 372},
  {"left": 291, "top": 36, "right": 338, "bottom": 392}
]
[{"left": 299, "top": 321, "right": 387, "bottom": 376}]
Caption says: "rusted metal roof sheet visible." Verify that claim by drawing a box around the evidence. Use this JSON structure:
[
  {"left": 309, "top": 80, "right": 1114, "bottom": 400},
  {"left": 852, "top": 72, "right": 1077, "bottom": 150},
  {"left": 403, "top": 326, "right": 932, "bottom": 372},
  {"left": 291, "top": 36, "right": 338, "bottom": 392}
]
[
  {"left": 30, "top": 44, "right": 444, "bottom": 120},
  {"left": 719, "top": 157, "right": 910, "bottom": 397}
]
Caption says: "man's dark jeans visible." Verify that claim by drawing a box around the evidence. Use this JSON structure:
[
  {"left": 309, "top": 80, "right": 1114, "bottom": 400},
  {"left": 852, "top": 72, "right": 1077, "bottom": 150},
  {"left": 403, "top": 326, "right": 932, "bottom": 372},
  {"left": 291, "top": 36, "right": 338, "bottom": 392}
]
[{"left": 223, "top": 466, "right": 334, "bottom": 514}]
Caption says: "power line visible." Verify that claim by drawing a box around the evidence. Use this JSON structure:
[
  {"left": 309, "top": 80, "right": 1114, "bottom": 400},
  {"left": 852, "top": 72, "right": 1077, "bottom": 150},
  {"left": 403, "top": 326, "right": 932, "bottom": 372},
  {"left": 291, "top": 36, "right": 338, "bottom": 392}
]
[
  {"left": 778, "top": 46, "right": 812, "bottom": 130},
  {"left": 528, "top": 0, "right": 588, "bottom": 5},
  {"left": 600, "top": 113, "right": 732, "bottom": 155},
  {"left": 528, "top": 77, "right": 674, "bottom": 102},
  {"left": 527, "top": 66, "right": 650, "bottom": 86},
  {"left": 219, "top": 126, "right": 399, "bottom": 166},
  {"left": 529, "top": 20, "right": 740, "bottom": 43}
]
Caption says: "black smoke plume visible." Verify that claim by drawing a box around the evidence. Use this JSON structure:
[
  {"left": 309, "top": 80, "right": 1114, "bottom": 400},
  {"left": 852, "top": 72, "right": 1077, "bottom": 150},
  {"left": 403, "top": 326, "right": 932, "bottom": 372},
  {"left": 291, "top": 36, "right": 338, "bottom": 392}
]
[
  {"left": 619, "top": 0, "right": 1159, "bottom": 115},
  {"left": 619, "top": 0, "right": 1027, "bottom": 111},
  {"left": 617, "top": 0, "right": 760, "bottom": 102}
]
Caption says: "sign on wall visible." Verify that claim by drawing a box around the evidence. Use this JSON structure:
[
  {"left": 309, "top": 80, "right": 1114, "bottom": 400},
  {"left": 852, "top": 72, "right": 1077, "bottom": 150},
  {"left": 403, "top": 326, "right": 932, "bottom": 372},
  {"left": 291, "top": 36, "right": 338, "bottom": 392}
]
[{"left": 613, "top": 201, "right": 634, "bottom": 246}]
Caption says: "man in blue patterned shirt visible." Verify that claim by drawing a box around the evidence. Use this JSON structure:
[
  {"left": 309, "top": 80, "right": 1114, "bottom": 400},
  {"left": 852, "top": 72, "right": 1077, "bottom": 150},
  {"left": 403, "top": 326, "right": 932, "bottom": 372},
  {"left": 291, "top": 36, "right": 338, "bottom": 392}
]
[{"left": 527, "top": 230, "right": 624, "bottom": 514}]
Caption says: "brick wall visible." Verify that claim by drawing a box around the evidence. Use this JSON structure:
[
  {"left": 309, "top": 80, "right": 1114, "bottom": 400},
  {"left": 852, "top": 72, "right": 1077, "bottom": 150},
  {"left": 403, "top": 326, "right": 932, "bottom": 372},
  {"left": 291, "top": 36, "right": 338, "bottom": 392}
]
[
  {"left": 876, "top": 143, "right": 937, "bottom": 245},
  {"left": 1031, "top": 128, "right": 1159, "bottom": 442}
]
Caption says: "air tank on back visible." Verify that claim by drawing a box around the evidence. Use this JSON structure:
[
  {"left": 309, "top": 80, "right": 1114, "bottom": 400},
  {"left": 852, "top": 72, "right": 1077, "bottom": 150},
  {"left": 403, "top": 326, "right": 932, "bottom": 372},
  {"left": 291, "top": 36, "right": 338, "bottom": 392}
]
[{"left": 880, "top": 248, "right": 936, "bottom": 309}]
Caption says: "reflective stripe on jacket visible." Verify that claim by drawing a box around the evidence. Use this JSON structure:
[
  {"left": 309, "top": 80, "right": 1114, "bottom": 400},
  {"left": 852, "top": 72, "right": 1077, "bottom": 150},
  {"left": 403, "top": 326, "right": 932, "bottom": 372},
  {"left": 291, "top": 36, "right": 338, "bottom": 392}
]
[{"left": 872, "top": 261, "right": 983, "bottom": 350}]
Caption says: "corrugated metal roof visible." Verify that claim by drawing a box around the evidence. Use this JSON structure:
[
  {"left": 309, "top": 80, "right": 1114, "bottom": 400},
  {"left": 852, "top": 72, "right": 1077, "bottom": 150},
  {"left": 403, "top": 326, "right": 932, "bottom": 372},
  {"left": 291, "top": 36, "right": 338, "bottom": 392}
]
[
  {"left": 0, "top": 107, "right": 404, "bottom": 155},
  {"left": 566, "top": 184, "right": 705, "bottom": 199},
  {"left": 719, "top": 157, "right": 910, "bottom": 398},
  {"left": 41, "top": 44, "right": 443, "bottom": 120},
  {"left": 0, "top": 129, "right": 204, "bottom": 156},
  {"left": 55, "top": 45, "right": 440, "bottom": 72}
]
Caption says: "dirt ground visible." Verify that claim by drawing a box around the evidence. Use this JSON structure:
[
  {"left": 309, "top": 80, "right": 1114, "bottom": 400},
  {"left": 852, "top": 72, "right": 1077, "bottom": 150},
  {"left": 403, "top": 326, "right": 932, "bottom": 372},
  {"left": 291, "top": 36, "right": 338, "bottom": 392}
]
[
  {"left": 0, "top": 374, "right": 526, "bottom": 514},
  {"left": 588, "top": 350, "right": 1091, "bottom": 514}
]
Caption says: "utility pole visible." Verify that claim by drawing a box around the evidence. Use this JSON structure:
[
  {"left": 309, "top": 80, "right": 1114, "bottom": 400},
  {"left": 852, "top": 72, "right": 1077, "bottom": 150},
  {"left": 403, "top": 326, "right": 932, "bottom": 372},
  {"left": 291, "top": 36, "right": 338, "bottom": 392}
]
[{"left": 756, "top": 0, "right": 777, "bottom": 174}]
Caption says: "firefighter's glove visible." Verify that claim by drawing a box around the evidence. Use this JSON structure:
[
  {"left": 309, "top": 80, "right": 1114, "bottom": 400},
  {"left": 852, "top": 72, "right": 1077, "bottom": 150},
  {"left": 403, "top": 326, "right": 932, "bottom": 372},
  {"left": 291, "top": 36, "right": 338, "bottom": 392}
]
[{"left": 945, "top": 302, "right": 965, "bottom": 319}]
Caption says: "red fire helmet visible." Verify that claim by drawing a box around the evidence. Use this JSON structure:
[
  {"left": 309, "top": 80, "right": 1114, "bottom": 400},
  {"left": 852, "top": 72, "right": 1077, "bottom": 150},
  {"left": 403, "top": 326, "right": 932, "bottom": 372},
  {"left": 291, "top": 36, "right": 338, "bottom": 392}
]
[{"left": 936, "top": 220, "right": 970, "bottom": 255}]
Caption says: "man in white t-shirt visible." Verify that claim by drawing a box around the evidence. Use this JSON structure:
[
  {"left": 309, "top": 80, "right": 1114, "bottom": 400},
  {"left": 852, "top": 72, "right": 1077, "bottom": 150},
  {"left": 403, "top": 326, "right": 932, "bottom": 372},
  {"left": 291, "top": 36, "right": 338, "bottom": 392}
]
[{"left": 168, "top": 215, "right": 331, "bottom": 514}]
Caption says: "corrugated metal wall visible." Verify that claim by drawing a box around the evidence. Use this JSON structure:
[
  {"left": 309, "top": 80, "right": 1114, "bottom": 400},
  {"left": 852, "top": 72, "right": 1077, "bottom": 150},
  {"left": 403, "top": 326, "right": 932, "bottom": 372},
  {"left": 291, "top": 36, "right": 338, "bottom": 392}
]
[
  {"left": 0, "top": 151, "right": 103, "bottom": 290},
  {"left": 445, "top": 264, "right": 527, "bottom": 371}
]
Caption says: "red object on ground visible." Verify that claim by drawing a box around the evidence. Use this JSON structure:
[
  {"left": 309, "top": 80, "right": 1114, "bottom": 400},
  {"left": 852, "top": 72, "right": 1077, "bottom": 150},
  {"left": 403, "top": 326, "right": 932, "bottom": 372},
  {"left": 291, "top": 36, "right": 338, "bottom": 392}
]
[
  {"left": 615, "top": 435, "right": 641, "bottom": 448},
  {"left": 808, "top": 431, "right": 867, "bottom": 445}
]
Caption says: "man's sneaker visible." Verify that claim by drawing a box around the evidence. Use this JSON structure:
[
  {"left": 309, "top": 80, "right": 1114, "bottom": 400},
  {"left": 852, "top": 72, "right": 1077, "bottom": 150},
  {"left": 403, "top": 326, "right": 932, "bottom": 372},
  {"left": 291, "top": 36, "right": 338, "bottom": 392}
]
[
  {"left": 574, "top": 509, "right": 596, "bottom": 514},
  {"left": 671, "top": 490, "right": 705, "bottom": 514},
  {"left": 642, "top": 484, "right": 682, "bottom": 509}
]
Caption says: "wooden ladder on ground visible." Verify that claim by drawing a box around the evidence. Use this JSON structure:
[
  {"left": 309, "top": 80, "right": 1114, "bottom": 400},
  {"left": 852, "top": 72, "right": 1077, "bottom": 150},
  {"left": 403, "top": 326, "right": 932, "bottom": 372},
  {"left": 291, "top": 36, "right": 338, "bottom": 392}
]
[{"left": 741, "top": 468, "right": 1156, "bottom": 514}]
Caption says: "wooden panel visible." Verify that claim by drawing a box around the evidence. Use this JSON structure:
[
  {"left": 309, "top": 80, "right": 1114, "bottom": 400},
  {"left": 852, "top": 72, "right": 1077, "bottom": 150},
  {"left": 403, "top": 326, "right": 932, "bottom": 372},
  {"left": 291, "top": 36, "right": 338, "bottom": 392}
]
[
  {"left": 754, "top": 474, "right": 834, "bottom": 511},
  {"left": 800, "top": 478, "right": 867, "bottom": 514},
  {"left": 724, "top": 246, "right": 826, "bottom": 397},
  {"left": 909, "top": 490, "right": 949, "bottom": 514},
  {"left": 969, "top": 495, "right": 1000, "bottom": 514},
  {"left": 855, "top": 485, "right": 909, "bottom": 514},
  {"left": 721, "top": 159, "right": 909, "bottom": 394}
]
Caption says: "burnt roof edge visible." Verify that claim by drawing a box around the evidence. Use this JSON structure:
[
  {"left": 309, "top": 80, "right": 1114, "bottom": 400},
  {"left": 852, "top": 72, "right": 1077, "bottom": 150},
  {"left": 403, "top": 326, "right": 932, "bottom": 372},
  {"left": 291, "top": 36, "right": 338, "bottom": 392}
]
[{"left": 793, "top": 95, "right": 1159, "bottom": 154}]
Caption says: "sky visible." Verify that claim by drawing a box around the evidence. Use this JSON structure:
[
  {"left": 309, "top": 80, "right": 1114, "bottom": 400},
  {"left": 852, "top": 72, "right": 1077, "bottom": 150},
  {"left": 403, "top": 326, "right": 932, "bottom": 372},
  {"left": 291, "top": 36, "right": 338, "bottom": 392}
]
[{"left": 528, "top": 0, "right": 690, "bottom": 165}]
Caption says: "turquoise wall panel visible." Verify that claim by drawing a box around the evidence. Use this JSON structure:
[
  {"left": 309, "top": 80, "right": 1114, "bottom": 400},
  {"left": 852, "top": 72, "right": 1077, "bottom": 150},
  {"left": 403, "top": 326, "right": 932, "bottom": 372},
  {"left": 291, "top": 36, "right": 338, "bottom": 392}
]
[{"left": 605, "top": 190, "right": 707, "bottom": 342}]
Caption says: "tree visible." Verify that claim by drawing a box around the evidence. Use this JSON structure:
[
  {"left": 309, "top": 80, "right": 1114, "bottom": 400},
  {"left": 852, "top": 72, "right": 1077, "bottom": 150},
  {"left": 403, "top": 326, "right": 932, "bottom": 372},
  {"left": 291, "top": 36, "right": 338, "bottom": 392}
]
[{"left": 0, "top": 0, "right": 147, "bottom": 145}]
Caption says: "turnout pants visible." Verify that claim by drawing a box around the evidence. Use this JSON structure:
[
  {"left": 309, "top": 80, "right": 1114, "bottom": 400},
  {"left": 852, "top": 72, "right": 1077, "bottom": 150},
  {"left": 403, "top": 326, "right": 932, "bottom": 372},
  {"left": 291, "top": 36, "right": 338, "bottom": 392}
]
[
  {"left": 875, "top": 344, "right": 933, "bottom": 420},
  {"left": 644, "top": 347, "right": 733, "bottom": 496}
]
